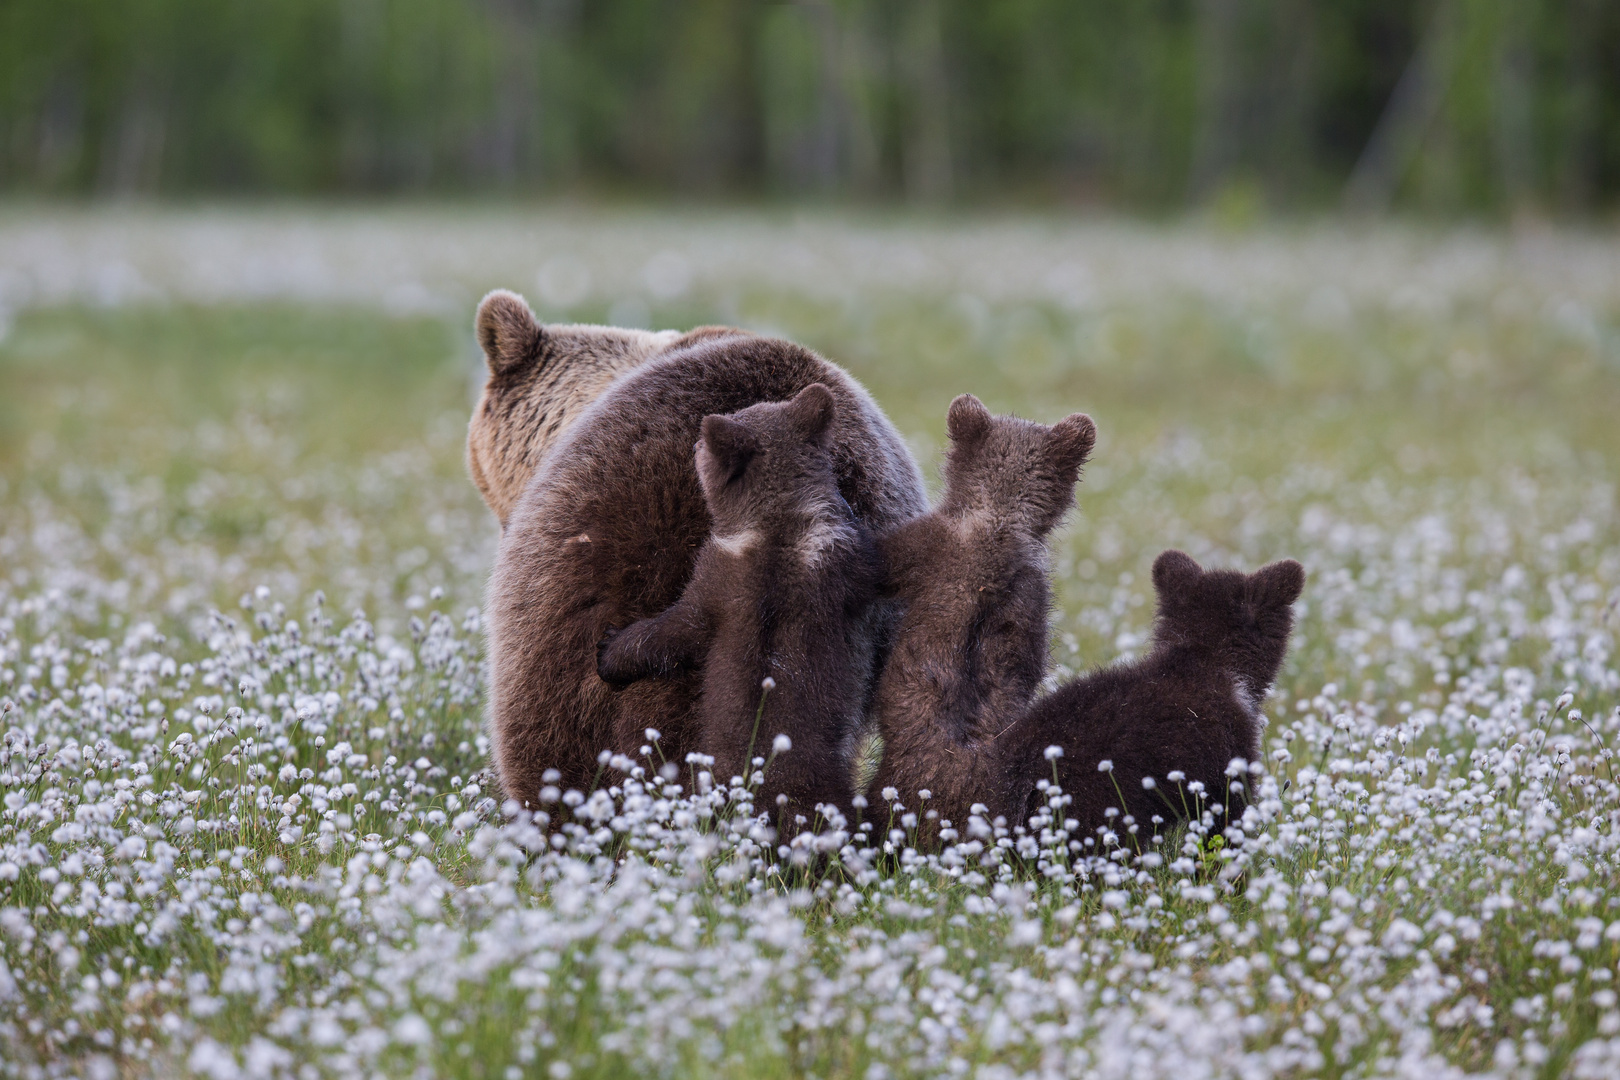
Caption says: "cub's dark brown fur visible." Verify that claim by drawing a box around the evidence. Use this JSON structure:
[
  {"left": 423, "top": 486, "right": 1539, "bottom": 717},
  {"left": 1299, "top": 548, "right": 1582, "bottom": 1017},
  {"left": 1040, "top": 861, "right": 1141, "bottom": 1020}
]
[
  {"left": 597, "top": 385, "right": 881, "bottom": 819},
  {"left": 468, "top": 289, "right": 749, "bottom": 527},
  {"left": 487, "top": 333, "right": 927, "bottom": 810},
  {"left": 997, "top": 550, "right": 1304, "bottom": 835},
  {"left": 868, "top": 395, "right": 1096, "bottom": 837}
]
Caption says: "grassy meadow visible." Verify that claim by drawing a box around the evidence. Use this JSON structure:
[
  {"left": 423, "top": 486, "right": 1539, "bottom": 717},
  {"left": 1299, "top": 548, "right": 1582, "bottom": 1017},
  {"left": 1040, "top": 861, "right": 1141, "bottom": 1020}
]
[{"left": 2, "top": 209, "right": 1620, "bottom": 1078}]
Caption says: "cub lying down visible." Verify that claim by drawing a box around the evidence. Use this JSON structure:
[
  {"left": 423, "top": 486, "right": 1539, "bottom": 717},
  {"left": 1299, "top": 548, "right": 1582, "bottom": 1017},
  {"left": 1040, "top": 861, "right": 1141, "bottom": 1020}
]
[{"left": 997, "top": 550, "right": 1305, "bottom": 835}]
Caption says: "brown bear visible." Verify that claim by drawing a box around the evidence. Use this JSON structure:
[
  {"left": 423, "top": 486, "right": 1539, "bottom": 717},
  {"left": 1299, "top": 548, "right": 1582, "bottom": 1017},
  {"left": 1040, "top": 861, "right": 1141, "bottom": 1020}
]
[
  {"left": 995, "top": 550, "right": 1304, "bottom": 838},
  {"left": 866, "top": 395, "right": 1097, "bottom": 840},
  {"left": 467, "top": 289, "right": 749, "bottom": 527},
  {"left": 485, "top": 321, "right": 927, "bottom": 810},
  {"left": 597, "top": 384, "right": 883, "bottom": 822}
]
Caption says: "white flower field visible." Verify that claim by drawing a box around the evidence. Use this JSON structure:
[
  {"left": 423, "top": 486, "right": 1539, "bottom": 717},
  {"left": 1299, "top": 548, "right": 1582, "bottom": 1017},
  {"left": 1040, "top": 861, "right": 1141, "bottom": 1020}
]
[{"left": 0, "top": 208, "right": 1618, "bottom": 1078}]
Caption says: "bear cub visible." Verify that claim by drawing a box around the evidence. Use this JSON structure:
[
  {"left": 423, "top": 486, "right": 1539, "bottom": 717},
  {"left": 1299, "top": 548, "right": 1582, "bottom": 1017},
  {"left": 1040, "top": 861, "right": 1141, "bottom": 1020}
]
[
  {"left": 597, "top": 383, "right": 881, "bottom": 823},
  {"left": 998, "top": 550, "right": 1304, "bottom": 837},
  {"left": 869, "top": 394, "right": 1096, "bottom": 837}
]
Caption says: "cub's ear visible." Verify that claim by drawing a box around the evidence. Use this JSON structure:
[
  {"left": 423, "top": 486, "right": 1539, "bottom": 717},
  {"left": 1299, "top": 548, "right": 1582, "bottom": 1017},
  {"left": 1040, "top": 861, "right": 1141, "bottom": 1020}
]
[
  {"left": 699, "top": 414, "right": 760, "bottom": 484},
  {"left": 1249, "top": 559, "right": 1305, "bottom": 608},
  {"left": 946, "top": 394, "right": 992, "bottom": 444},
  {"left": 785, "top": 383, "right": 837, "bottom": 445},
  {"left": 1049, "top": 412, "right": 1097, "bottom": 473},
  {"left": 476, "top": 290, "right": 546, "bottom": 377},
  {"left": 1151, "top": 550, "right": 1203, "bottom": 596}
]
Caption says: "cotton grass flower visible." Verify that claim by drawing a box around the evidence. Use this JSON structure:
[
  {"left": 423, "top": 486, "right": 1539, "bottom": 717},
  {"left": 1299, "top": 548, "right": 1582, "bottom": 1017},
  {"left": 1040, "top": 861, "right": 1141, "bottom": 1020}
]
[{"left": 3, "top": 213, "right": 1620, "bottom": 1078}]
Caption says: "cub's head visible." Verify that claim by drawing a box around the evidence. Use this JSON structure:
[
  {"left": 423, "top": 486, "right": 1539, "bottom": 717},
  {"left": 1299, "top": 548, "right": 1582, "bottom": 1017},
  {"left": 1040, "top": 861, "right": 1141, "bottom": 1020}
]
[
  {"left": 1150, "top": 550, "right": 1306, "bottom": 693},
  {"left": 939, "top": 394, "right": 1096, "bottom": 537},
  {"left": 469, "top": 289, "right": 746, "bottom": 527},
  {"left": 697, "top": 383, "right": 841, "bottom": 536}
]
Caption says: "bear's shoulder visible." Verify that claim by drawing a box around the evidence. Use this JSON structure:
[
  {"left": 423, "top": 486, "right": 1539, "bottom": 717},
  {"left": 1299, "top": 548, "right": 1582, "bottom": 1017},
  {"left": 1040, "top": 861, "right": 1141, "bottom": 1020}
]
[{"left": 516, "top": 334, "right": 926, "bottom": 534}]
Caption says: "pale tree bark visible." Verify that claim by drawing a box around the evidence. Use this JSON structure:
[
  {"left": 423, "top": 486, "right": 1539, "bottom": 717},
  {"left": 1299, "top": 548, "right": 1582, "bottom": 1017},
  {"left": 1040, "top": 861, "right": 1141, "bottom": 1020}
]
[
  {"left": 1189, "top": 0, "right": 1242, "bottom": 202},
  {"left": 1492, "top": 0, "right": 1533, "bottom": 210},
  {"left": 833, "top": 0, "right": 883, "bottom": 195},
  {"left": 34, "top": 80, "right": 86, "bottom": 188},
  {"left": 786, "top": 0, "right": 882, "bottom": 194},
  {"left": 486, "top": 0, "right": 540, "bottom": 187},
  {"left": 1269, "top": 0, "right": 1319, "bottom": 200},
  {"left": 1343, "top": 0, "right": 1456, "bottom": 214},
  {"left": 338, "top": 0, "right": 384, "bottom": 187},
  {"left": 899, "top": 0, "right": 952, "bottom": 202},
  {"left": 803, "top": 0, "right": 844, "bottom": 190},
  {"left": 102, "top": 95, "right": 166, "bottom": 196}
]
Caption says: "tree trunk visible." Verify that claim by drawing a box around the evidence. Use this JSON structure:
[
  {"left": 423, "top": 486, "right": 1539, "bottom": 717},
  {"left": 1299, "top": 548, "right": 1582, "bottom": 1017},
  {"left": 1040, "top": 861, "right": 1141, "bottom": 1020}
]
[
  {"left": 900, "top": 0, "right": 952, "bottom": 202},
  {"left": 1343, "top": 0, "right": 1455, "bottom": 214}
]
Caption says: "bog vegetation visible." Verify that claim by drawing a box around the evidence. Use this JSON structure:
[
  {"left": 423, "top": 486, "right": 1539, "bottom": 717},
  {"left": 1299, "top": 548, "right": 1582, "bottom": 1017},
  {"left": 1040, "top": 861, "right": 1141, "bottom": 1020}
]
[
  {"left": 2, "top": 0, "right": 1619, "bottom": 211},
  {"left": 1, "top": 209, "right": 1619, "bottom": 1077}
]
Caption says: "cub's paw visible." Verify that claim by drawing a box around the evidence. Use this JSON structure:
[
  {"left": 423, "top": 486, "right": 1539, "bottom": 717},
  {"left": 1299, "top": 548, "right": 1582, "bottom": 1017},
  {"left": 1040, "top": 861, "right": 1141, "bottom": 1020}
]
[{"left": 596, "top": 627, "right": 636, "bottom": 690}]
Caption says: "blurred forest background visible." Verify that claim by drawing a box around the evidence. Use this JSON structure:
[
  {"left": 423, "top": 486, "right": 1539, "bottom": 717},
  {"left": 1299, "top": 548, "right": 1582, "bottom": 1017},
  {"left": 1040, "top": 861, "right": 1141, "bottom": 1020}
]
[{"left": 1, "top": 0, "right": 1618, "bottom": 213}]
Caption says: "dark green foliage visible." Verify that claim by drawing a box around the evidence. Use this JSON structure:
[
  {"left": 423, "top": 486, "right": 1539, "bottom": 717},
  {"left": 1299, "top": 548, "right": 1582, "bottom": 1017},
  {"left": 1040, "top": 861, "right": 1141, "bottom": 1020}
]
[{"left": 2, "top": 0, "right": 1617, "bottom": 210}]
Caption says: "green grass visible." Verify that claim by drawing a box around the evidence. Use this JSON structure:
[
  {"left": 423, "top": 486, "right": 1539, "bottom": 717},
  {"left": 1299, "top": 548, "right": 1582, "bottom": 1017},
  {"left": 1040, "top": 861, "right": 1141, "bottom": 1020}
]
[{"left": 1, "top": 247, "right": 1619, "bottom": 1079}]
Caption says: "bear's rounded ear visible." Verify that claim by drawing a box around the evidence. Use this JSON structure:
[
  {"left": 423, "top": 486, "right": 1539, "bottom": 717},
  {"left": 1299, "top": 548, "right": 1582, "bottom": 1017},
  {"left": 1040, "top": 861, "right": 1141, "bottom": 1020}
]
[
  {"left": 786, "top": 383, "right": 837, "bottom": 445},
  {"left": 1151, "top": 550, "right": 1203, "bottom": 596},
  {"left": 1249, "top": 559, "right": 1306, "bottom": 608},
  {"left": 1049, "top": 412, "right": 1097, "bottom": 472},
  {"left": 946, "top": 394, "right": 991, "bottom": 444},
  {"left": 476, "top": 289, "right": 545, "bottom": 377},
  {"left": 700, "top": 414, "right": 760, "bottom": 484}
]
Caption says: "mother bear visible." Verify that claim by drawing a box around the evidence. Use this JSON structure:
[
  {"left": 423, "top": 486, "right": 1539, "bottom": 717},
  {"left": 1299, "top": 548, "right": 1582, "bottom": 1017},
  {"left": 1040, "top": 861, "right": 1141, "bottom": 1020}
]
[{"left": 471, "top": 291, "right": 927, "bottom": 809}]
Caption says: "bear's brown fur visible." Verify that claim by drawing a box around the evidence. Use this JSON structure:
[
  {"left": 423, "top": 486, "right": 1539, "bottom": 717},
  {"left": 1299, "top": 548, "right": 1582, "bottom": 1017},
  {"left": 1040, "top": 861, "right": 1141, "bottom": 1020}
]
[
  {"left": 996, "top": 550, "right": 1304, "bottom": 836},
  {"left": 468, "top": 289, "right": 748, "bottom": 527},
  {"left": 486, "top": 331, "right": 927, "bottom": 810},
  {"left": 597, "top": 384, "right": 882, "bottom": 821},
  {"left": 866, "top": 395, "right": 1096, "bottom": 839}
]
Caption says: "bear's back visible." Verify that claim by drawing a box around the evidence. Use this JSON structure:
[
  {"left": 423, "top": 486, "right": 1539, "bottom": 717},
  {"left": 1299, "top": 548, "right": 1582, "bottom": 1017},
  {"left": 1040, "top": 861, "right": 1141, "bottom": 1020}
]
[{"left": 487, "top": 334, "right": 926, "bottom": 807}]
